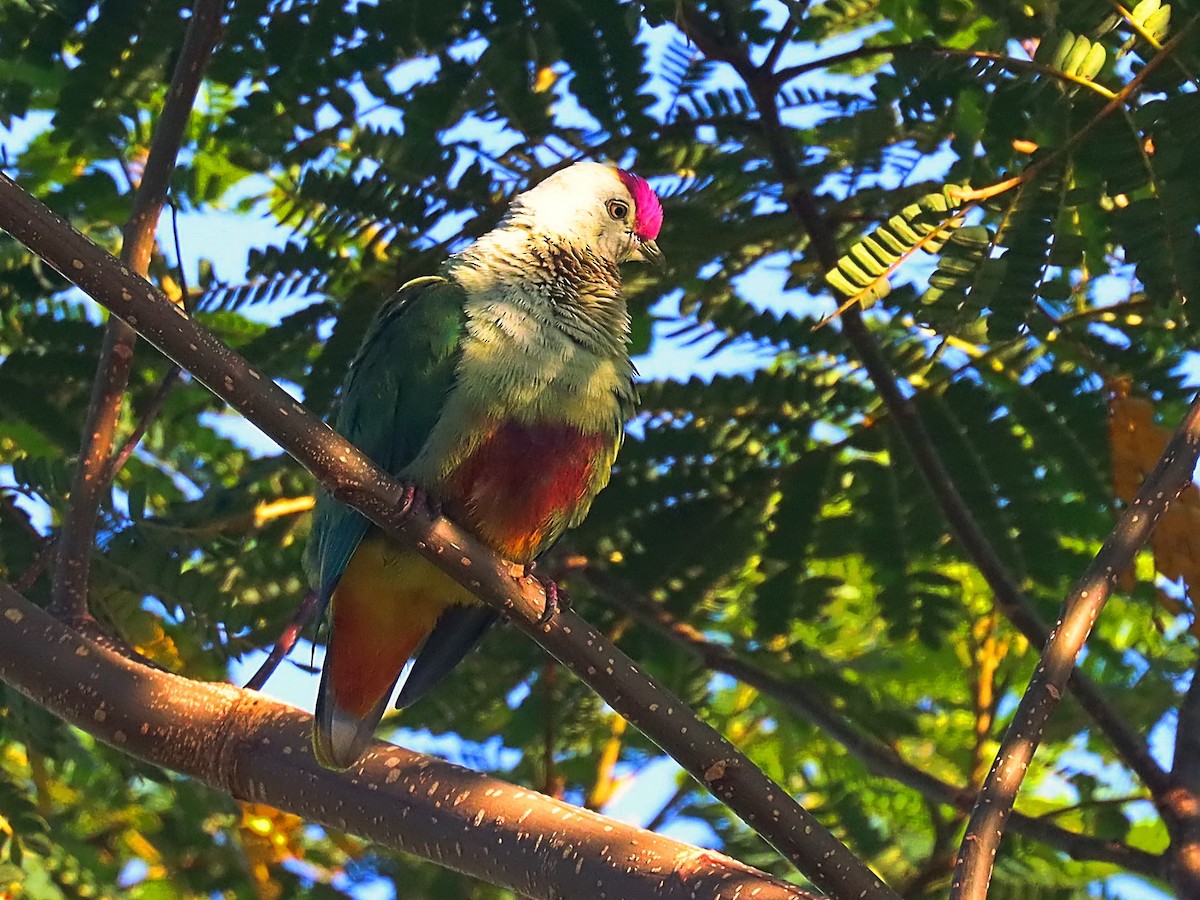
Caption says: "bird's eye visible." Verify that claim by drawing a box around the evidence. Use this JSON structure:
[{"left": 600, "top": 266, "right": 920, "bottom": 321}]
[{"left": 607, "top": 200, "right": 630, "bottom": 221}]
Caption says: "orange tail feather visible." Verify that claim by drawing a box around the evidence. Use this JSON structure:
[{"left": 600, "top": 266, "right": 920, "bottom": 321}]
[
  {"left": 326, "top": 587, "right": 429, "bottom": 720},
  {"left": 313, "top": 538, "right": 451, "bottom": 769}
]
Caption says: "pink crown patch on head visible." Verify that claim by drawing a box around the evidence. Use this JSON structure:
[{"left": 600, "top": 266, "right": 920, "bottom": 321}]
[{"left": 616, "top": 169, "right": 664, "bottom": 241}]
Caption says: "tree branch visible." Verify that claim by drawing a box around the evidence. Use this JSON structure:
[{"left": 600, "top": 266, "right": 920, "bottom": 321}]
[
  {"left": 0, "top": 171, "right": 896, "bottom": 900},
  {"left": 773, "top": 43, "right": 1116, "bottom": 99},
  {"left": 1174, "top": 659, "right": 1200, "bottom": 809},
  {"left": 50, "top": 0, "right": 227, "bottom": 622},
  {"left": 13, "top": 536, "right": 55, "bottom": 595},
  {"left": 102, "top": 365, "right": 185, "bottom": 485},
  {"left": 1165, "top": 657, "right": 1200, "bottom": 896},
  {"left": 760, "top": 16, "right": 797, "bottom": 75},
  {"left": 575, "top": 562, "right": 1165, "bottom": 879},
  {"left": 0, "top": 580, "right": 819, "bottom": 900},
  {"left": 242, "top": 590, "right": 320, "bottom": 691},
  {"left": 950, "top": 395, "right": 1200, "bottom": 900},
  {"left": 104, "top": 206, "right": 198, "bottom": 486},
  {"left": 676, "top": 5, "right": 1170, "bottom": 798}
]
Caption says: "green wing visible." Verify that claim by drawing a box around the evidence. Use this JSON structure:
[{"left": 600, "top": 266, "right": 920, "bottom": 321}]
[{"left": 305, "top": 276, "right": 467, "bottom": 603}]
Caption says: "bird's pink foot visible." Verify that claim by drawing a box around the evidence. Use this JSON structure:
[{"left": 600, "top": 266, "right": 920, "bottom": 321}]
[{"left": 524, "top": 562, "right": 569, "bottom": 625}]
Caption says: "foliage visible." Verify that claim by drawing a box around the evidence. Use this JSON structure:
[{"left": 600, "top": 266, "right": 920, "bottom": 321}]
[{"left": 2, "top": 0, "right": 1200, "bottom": 896}]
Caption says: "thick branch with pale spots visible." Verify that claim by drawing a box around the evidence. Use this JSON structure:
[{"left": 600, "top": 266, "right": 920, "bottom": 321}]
[{"left": 0, "top": 580, "right": 818, "bottom": 900}]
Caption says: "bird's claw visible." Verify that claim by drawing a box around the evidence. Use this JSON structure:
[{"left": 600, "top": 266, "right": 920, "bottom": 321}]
[
  {"left": 398, "top": 482, "right": 442, "bottom": 519},
  {"left": 524, "top": 562, "right": 569, "bottom": 626}
]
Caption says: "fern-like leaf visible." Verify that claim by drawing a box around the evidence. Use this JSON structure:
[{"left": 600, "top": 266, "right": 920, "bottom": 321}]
[{"left": 824, "top": 186, "right": 966, "bottom": 312}]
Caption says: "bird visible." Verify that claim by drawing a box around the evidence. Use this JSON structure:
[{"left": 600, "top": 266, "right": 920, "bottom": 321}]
[{"left": 304, "top": 161, "right": 664, "bottom": 769}]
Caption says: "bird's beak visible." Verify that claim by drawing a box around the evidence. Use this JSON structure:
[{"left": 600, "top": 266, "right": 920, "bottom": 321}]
[{"left": 633, "top": 239, "right": 666, "bottom": 271}]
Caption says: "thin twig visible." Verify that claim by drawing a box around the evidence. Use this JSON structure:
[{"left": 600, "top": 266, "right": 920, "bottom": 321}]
[
  {"left": 50, "top": 0, "right": 227, "bottom": 622},
  {"left": 102, "top": 369, "right": 183, "bottom": 484},
  {"left": 13, "top": 537, "right": 56, "bottom": 595},
  {"left": 645, "top": 778, "right": 693, "bottom": 833},
  {"left": 760, "top": 17, "right": 797, "bottom": 74},
  {"left": 0, "top": 170, "right": 898, "bottom": 900},
  {"left": 773, "top": 43, "right": 1116, "bottom": 98},
  {"left": 950, "top": 394, "right": 1200, "bottom": 900},
  {"left": 950, "top": 17, "right": 1198, "bottom": 206},
  {"left": 1038, "top": 794, "right": 1150, "bottom": 820},
  {"left": 243, "top": 590, "right": 319, "bottom": 692},
  {"left": 1055, "top": 296, "right": 1151, "bottom": 326}
]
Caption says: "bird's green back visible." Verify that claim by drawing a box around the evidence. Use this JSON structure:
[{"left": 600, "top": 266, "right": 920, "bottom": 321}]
[{"left": 304, "top": 276, "right": 468, "bottom": 601}]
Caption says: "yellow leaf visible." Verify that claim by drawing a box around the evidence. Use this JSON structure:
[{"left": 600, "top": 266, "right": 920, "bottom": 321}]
[
  {"left": 533, "top": 67, "right": 557, "bottom": 93},
  {"left": 238, "top": 801, "right": 306, "bottom": 891}
]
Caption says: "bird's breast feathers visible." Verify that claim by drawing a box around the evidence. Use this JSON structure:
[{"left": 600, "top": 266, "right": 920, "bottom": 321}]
[
  {"left": 458, "top": 291, "right": 633, "bottom": 421},
  {"left": 403, "top": 293, "right": 630, "bottom": 560},
  {"left": 440, "top": 419, "right": 615, "bottom": 561}
]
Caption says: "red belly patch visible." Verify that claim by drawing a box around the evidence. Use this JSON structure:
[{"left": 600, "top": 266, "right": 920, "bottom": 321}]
[{"left": 443, "top": 421, "right": 610, "bottom": 561}]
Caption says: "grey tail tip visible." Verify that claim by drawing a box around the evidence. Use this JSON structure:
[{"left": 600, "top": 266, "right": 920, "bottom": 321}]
[
  {"left": 313, "top": 712, "right": 366, "bottom": 770},
  {"left": 312, "top": 728, "right": 361, "bottom": 771},
  {"left": 314, "top": 686, "right": 394, "bottom": 771}
]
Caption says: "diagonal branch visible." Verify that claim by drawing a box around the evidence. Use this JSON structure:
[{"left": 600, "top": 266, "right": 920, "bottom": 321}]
[
  {"left": 1163, "top": 652, "right": 1200, "bottom": 896},
  {"left": 760, "top": 14, "right": 798, "bottom": 74},
  {"left": 950, "top": 395, "right": 1200, "bottom": 900},
  {"left": 0, "top": 171, "right": 898, "bottom": 900},
  {"left": 575, "top": 562, "right": 1165, "bottom": 879},
  {"left": 1174, "top": 655, "right": 1200, "bottom": 802},
  {"left": 676, "top": 5, "right": 1170, "bottom": 798},
  {"left": 773, "top": 43, "right": 1117, "bottom": 98},
  {"left": 50, "top": 0, "right": 227, "bottom": 623},
  {"left": 0, "top": 580, "right": 818, "bottom": 900},
  {"left": 13, "top": 537, "right": 55, "bottom": 595},
  {"left": 838, "top": 302, "right": 1167, "bottom": 795},
  {"left": 102, "top": 365, "right": 186, "bottom": 485}
]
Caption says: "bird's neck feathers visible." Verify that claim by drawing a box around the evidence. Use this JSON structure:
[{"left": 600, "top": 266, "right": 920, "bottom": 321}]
[{"left": 444, "top": 222, "right": 630, "bottom": 358}]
